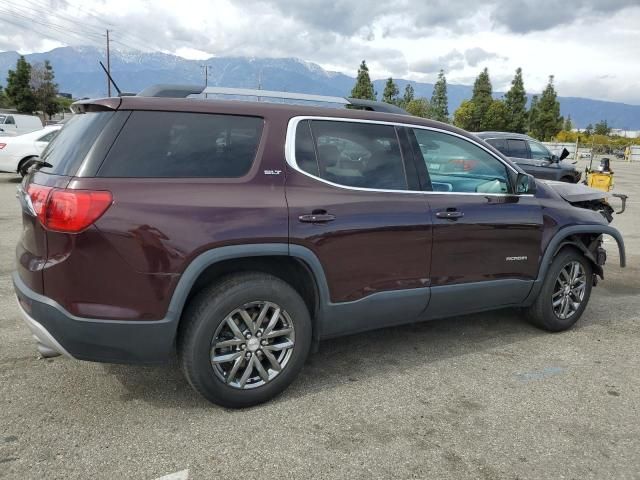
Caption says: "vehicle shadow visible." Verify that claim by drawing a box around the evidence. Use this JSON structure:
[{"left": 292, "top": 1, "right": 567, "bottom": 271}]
[{"left": 103, "top": 308, "right": 545, "bottom": 409}]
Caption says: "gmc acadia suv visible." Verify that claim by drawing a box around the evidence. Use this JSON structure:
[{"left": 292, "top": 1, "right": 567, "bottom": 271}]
[{"left": 13, "top": 86, "right": 625, "bottom": 408}]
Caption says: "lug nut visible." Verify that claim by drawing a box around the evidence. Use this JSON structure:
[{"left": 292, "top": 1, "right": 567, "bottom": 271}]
[
  {"left": 245, "top": 352, "right": 252, "bottom": 359},
  {"left": 261, "top": 339, "right": 267, "bottom": 346},
  {"left": 241, "top": 344, "right": 246, "bottom": 350},
  {"left": 245, "top": 333, "right": 251, "bottom": 339},
  {"left": 256, "top": 331, "right": 262, "bottom": 337}
]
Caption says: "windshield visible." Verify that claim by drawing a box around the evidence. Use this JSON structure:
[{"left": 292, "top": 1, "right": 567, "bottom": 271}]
[{"left": 0, "top": 115, "right": 5, "bottom": 123}]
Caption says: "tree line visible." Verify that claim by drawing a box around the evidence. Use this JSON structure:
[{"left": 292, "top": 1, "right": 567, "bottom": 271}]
[
  {"left": 0, "top": 56, "right": 70, "bottom": 119},
  {"left": 350, "top": 61, "right": 571, "bottom": 141}
]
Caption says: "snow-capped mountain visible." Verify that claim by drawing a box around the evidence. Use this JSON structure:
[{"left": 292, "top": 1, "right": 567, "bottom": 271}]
[{"left": 1, "top": 46, "right": 639, "bottom": 129}]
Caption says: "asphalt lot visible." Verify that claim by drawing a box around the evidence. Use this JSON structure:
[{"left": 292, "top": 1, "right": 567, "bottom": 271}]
[{"left": 1, "top": 160, "right": 639, "bottom": 480}]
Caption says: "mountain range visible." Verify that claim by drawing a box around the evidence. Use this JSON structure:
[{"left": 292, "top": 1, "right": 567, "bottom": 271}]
[{"left": 1, "top": 46, "right": 639, "bottom": 129}]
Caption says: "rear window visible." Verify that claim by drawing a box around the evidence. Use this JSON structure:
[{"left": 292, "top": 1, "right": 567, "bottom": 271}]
[
  {"left": 39, "top": 112, "right": 114, "bottom": 175},
  {"left": 98, "top": 111, "right": 263, "bottom": 178}
]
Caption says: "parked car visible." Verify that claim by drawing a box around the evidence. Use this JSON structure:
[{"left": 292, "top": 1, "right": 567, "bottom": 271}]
[
  {"left": 13, "top": 87, "right": 625, "bottom": 408},
  {"left": 475, "top": 132, "right": 581, "bottom": 183},
  {"left": 0, "top": 126, "right": 61, "bottom": 176},
  {"left": 0, "top": 113, "right": 44, "bottom": 136}
]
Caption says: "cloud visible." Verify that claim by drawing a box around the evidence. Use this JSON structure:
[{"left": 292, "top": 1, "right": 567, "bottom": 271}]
[
  {"left": 410, "top": 48, "right": 506, "bottom": 73},
  {"left": 490, "top": 0, "right": 640, "bottom": 33},
  {"left": 464, "top": 47, "right": 505, "bottom": 67}
]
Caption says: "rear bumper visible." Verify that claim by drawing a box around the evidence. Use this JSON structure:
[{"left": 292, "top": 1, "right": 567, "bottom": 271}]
[{"left": 12, "top": 272, "right": 178, "bottom": 364}]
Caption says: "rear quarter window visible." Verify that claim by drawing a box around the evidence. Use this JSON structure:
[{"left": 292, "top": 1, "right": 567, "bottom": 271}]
[
  {"left": 39, "top": 112, "right": 114, "bottom": 176},
  {"left": 97, "top": 111, "right": 264, "bottom": 178}
]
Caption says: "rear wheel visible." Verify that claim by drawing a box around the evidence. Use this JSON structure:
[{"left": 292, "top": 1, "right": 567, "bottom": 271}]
[
  {"left": 525, "top": 249, "right": 593, "bottom": 332},
  {"left": 178, "top": 272, "right": 311, "bottom": 408},
  {"left": 17, "top": 156, "right": 37, "bottom": 177}
]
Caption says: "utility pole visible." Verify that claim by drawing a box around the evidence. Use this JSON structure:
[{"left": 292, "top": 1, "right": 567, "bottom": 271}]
[
  {"left": 106, "top": 29, "right": 111, "bottom": 97},
  {"left": 201, "top": 64, "right": 211, "bottom": 98}
]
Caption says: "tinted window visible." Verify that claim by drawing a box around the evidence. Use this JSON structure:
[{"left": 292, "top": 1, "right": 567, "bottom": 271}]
[
  {"left": 99, "top": 112, "right": 263, "bottom": 178},
  {"left": 412, "top": 129, "right": 510, "bottom": 194},
  {"left": 485, "top": 138, "right": 507, "bottom": 154},
  {"left": 37, "top": 131, "right": 58, "bottom": 142},
  {"left": 295, "top": 120, "right": 319, "bottom": 176},
  {"left": 529, "top": 140, "right": 552, "bottom": 160},
  {"left": 305, "top": 120, "right": 407, "bottom": 190},
  {"left": 39, "top": 112, "right": 114, "bottom": 176},
  {"left": 5, "top": 116, "right": 15, "bottom": 125},
  {"left": 507, "top": 139, "right": 529, "bottom": 158}
]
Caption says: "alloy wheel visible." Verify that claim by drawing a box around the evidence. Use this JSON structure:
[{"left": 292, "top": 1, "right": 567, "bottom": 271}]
[
  {"left": 210, "top": 301, "right": 295, "bottom": 389},
  {"left": 552, "top": 261, "right": 587, "bottom": 320}
]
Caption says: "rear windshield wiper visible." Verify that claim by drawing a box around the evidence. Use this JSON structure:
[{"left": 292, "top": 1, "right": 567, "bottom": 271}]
[{"left": 28, "top": 158, "right": 53, "bottom": 170}]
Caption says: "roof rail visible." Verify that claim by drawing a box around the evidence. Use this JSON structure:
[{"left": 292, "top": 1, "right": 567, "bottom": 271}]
[{"left": 136, "top": 84, "right": 408, "bottom": 114}]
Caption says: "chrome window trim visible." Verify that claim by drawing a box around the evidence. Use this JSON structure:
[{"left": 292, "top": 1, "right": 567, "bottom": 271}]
[{"left": 285, "top": 116, "right": 533, "bottom": 197}]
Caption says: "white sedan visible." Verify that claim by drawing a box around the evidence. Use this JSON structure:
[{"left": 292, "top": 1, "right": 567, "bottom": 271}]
[{"left": 0, "top": 126, "right": 61, "bottom": 176}]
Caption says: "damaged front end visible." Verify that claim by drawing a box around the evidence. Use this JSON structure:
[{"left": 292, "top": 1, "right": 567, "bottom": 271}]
[{"left": 543, "top": 180, "right": 627, "bottom": 223}]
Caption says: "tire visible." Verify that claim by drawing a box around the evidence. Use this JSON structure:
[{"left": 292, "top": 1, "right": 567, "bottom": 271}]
[
  {"left": 525, "top": 248, "right": 593, "bottom": 332},
  {"left": 17, "top": 156, "right": 36, "bottom": 177},
  {"left": 178, "top": 272, "right": 312, "bottom": 408}
]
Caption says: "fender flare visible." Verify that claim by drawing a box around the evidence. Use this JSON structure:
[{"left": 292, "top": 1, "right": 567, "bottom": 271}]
[
  {"left": 524, "top": 224, "right": 625, "bottom": 304},
  {"left": 165, "top": 243, "right": 331, "bottom": 323}
]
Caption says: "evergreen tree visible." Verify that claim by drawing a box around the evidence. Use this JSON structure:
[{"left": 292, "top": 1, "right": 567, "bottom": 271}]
[
  {"left": 504, "top": 67, "right": 527, "bottom": 133},
  {"left": 453, "top": 100, "right": 476, "bottom": 131},
  {"left": 31, "top": 60, "right": 59, "bottom": 120},
  {"left": 402, "top": 83, "right": 415, "bottom": 107},
  {"left": 563, "top": 116, "right": 573, "bottom": 131},
  {"left": 430, "top": 69, "right": 449, "bottom": 123},
  {"left": 405, "top": 98, "right": 431, "bottom": 118},
  {"left": 382, "top": 77, "right": 399, "bottom": 105},
  {"left": 530, "top": 76, "right": 563, "bottom": 140},
  {"left": 470, "top": 68, "right": 493, "bottom": 130},
  {"left": 584, "top": 123, "right": 594, "bottom": 136},
  {"left": 350, "top": 60, "right": 376, "bottom": 101},
  {"left": 594, "top": 120, "right": 611, "bottom": 136},
  {"left": 5, "top": 56, "right": 37, "bottom": 113},
  {"left": 482, "top": 100, "right": 509, "bottom": 131}
]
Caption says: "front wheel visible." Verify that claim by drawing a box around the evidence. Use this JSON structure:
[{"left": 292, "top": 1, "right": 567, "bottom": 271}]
[
  {"left": 178, "top": 272, "right": 312, "bottom": 408},
  {"left": 525, "top": 249, "right": 593, "bottom": 332}
]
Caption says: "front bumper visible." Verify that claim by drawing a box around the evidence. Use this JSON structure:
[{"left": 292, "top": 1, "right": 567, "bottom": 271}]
[{"left": 12, "top": 272, "right": 178, "bottom": 364}]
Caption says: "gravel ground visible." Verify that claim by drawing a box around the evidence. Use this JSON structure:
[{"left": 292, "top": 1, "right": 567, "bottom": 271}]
[{"left": 1, "top": 159, "right": 639, "bottom": 480}]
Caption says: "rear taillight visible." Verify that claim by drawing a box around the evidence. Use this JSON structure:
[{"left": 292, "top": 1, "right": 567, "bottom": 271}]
[
  {"left": 26, "top": 184, "right": 112, "bottom": 233},
  {"left": 0, "top": 143, "right": 6, "bottom": 149}
]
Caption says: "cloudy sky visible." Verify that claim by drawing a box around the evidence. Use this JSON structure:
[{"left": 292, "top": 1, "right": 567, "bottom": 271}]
[{"left": 1, "top": 0, "right": 639, "bottom": 104}]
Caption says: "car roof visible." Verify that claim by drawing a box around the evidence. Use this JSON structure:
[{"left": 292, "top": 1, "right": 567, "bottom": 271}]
[
  {"left": 75, "top": 95, "right": 485, "bottom": 140},
  {"left": 475, "top": 131, "right": 534, "bottom": 141}
]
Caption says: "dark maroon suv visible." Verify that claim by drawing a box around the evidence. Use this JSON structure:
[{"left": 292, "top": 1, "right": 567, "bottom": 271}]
[{"left": 13, "top": 86, "right": 625, "bottom": 407}]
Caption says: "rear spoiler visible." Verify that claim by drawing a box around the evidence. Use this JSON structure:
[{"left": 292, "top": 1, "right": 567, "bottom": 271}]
[{"left": 71, "top": 97, "right": 122, "bottom": 114}]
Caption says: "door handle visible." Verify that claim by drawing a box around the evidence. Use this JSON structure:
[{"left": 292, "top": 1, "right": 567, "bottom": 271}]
[
  {"left": 436, "top": 210, "right": 464, "bottom": 219},
  {"left": 299, "top": 212, "right": 336, "bottom": 223}
]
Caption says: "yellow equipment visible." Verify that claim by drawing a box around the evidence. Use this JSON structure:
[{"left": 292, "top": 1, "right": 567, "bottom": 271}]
[
  {"left": 584, "top": 157, "right": 614, "bottom": 192},
  {"left": 583, "top": 157, "right": 627, "bottom": 215}
]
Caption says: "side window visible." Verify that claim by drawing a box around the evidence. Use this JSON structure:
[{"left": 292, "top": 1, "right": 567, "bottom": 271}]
[
  {"left": 529, "top": 140, "right": 552, "bottom": 160},
  {"left": 98, "top": 111, "right": 263, "bottom": 178},
  {"left": 5, "top": 116, "right": 15, "bottom": 125},
  {"left": 37, "top": 131, "right": 58, "bottom": 142},
  {"left": 485, "top": 138, "right": 507, "bottom": 155},
  {"left": 412, "top": 129, "right": 511, "bottom": 194},
  {"left": 295, "top": 120, "right": 319, "bottom": 176},
  {"left": 305, "top": 120, "right": 407, "bottom": 190},
  {"left": 507, "top": 139, "right": 529, "bottom": 158}
]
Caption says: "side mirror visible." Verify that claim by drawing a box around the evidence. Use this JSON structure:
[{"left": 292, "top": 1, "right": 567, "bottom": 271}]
[
  {"left": 558, "top": 148, "right": 570, "bottom": 161},
  {"left": 515, "top": 173, "right": 537, "bottom": 195}
]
